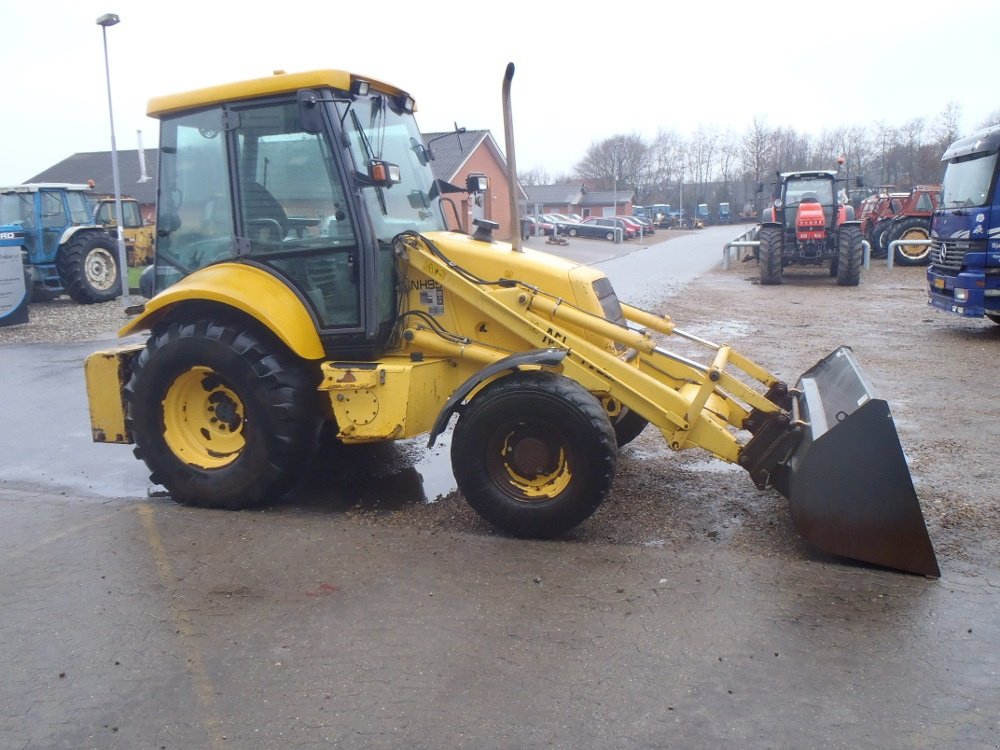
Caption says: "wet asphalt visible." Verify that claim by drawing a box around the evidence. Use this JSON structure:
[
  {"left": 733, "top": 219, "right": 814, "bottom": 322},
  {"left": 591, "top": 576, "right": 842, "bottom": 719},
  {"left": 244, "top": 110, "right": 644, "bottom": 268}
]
[{"left": 1, "top": 227, "right": 998, "bottom": 749}]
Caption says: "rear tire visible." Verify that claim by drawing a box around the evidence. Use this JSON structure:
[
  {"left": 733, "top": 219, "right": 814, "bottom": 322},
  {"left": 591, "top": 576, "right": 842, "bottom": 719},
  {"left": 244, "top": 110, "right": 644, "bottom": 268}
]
[
  {"left": 451, "top": 372, "right": 617, "bottom": 537},
  {"left": 889, "top": 217, "right": 932, "bottom": 266},
  {"left": 612, "top": 407, "right": 648, "bottom": 447},
  {"left": 125, "top": 317, "right": 321, "bottom": 509},
  {"left": 758, "top": 226, "right": 783, "bottom": 285},
  {"left": 56, "top": 231, "right": 121, "bottom": 303},
  {"left": 986, "top": 313, "right": 1000, "bottom": 326},
  {"left": 836, "top": 225, "right": 864, "bottom": 286}
]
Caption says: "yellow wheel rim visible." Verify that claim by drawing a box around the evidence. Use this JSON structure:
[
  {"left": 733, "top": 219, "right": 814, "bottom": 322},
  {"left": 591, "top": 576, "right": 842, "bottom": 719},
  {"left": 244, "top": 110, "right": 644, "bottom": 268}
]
[
  {"left": 491, "top": 429, "right": 573, "bottom": 502},
  {"left": 163, "top": 366, "right": 246, "bottom": 469},
  {"left": 898, "top": 227, "right": 930, "bottom": 259}
]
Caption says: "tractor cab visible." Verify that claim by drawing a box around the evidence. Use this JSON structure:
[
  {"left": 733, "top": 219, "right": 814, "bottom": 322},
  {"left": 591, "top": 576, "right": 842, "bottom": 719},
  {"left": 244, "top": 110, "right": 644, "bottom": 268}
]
[
  {"left": 148, "top": 71, "right": 448, "bottom": 358},
  {"left": 774, "top": 172, "right": 837, "bottom": 233}
]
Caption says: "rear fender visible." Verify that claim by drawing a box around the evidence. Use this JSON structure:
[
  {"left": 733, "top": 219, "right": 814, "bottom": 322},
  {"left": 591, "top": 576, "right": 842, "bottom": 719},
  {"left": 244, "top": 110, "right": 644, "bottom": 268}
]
[{"left": 118, "top": 262, "right": 325, "bottom": 361}]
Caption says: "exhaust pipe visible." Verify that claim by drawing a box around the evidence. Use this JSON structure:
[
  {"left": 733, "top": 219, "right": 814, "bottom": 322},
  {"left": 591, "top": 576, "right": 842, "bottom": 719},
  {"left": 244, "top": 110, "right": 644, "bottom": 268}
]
[{"left": 502, "top": 63, "right": 523, "bottom": 252}]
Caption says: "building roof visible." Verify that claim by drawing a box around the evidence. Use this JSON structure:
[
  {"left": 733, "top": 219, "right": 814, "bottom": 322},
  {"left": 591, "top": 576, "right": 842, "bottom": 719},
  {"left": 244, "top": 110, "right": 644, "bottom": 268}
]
[
  {"left": 522, "top": 184, "right": 585, "bottom": 205},
  {"left": 579, "top": 189, "right": 635, "bottom": 206},
  {"left": 26, "top": 149, "right": 158, "bottom": 205}
]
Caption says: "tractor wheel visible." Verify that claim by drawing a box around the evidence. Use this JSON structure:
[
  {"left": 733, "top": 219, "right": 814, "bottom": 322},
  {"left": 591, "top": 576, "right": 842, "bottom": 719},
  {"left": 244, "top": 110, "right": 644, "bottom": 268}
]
[
  {"left": 124, "top": 317, "right": 321, "bottom": 510},
  {"left": 451, "top": 371, "right": 617, "bottom": 538},
  {"left": 869, "top": 222, "right": 891, "bottom": 259},
  {"left": 836, "top": 225, "right": 864, "bottom": 286},
  {"left": 612, "top": 407, "right": 648, "bottom": 448},
  {"left": 889, "top": 217, "right": 932, "bottom": 266},
  {"left": 56, "top": 232, "right": 121, "bottom": 304},
  {"left": 758, "top": 226, "right": 783, "bottom": 285}
]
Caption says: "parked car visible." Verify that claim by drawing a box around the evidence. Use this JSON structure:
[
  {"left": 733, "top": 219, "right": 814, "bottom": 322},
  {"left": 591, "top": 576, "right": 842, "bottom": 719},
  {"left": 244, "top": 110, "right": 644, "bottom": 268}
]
[
  {"left": 563, "top": 217, "right": 625, "bottom": 241},
  {"left": 618, "top": 215, "right": 655, "bottom": 235},
  {"left": 539, "top": 213, "right": 578, "bottom": 234},
  {"left": 573, "top": 217, "right": 636, "bottom": 240},
  {"left": 521, "top": 216, "right": 555, "bottom": 237}
]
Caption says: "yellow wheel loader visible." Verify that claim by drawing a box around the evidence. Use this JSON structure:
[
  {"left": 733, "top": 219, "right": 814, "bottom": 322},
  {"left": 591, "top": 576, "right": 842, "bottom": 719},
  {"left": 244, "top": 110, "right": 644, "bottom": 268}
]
[{"left": 83, "top": 66, "right": 938, "bottom": 576}]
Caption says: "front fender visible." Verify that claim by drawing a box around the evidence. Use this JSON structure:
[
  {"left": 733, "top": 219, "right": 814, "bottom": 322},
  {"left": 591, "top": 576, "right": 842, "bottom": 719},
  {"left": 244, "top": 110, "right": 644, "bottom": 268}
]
[
  {"left": 426, "top": 349, "right": 567, "bottom": 447},
  {"left": 119, "top": 262, "right": 325, "bottom": 360}
]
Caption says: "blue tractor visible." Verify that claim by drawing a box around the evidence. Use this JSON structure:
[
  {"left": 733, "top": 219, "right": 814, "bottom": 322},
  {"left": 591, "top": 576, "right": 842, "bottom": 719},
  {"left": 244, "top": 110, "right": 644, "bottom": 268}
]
[{"left": 0, "top": 183, "right": 121, "bottom": 303}]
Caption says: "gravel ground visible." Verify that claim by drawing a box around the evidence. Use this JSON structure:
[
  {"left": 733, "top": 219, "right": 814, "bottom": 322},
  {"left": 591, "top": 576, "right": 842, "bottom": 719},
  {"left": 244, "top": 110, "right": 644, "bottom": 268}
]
[
  {"left": 0, "top": 295, "right": 139, "bottom": 345},
  {"left": 6, "top": 257, "right": 998, "bottom": 577}
]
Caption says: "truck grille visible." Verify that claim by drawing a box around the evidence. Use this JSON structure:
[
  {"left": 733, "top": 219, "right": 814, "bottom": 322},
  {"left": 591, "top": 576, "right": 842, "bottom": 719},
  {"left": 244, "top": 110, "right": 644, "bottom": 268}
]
[{"left": 929, "top": 240, "right": 968, "bottom": 274}]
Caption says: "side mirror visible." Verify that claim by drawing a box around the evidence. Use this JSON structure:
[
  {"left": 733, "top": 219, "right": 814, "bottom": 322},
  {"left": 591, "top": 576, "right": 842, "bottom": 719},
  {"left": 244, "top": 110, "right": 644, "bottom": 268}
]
[{"left": 297, "top": 89, "right": 324, "bottom": 134}]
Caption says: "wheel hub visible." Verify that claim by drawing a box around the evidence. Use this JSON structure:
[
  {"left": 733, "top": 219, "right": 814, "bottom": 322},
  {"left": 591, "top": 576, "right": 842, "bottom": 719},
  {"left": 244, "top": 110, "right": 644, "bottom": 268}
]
[
  {"left": 507, "top": 435, "right": 552, "bottom": 477},
  {"left": 85, "top": 247, "right": 118, "bottom": 291},
  {"left": 163, "top": 366, "right": 246, "bottom": 469}
]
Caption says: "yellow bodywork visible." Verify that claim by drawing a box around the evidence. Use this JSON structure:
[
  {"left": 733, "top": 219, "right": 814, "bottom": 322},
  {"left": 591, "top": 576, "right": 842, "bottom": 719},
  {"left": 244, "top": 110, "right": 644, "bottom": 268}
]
[
  {"left": 147, "top": 69, "right": 410, "bottom": 118},
  {"left": 85, "top": 229, "right": 788, "bottom": 466},
  {"left": 84, "top": 344, "right": 142, "bottom": 444},
  {"left": 118, "top": 263, "right": 326, "bottom": 360}
]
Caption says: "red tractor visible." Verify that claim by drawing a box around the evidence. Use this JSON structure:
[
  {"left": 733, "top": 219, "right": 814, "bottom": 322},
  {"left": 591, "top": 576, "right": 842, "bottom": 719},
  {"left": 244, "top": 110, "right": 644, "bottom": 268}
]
[
  {"left": 858, "top": 187, "right": 906, "bottom": 253},
  {"left": 757, "top": 170, "right": 865, "bottom": 286},
  {"left": 879, "top": 185, "right": 940, "bottom": 266}
]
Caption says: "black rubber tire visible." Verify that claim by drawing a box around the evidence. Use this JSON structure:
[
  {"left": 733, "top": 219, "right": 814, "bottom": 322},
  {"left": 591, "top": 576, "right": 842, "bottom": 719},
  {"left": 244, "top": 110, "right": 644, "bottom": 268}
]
[
  {"left": 758, "top": 226, "right": 783, "bottom": 285},
  {"left": 451, "top": 371, "right": 617, "bottom": 538},
  {"left": 612, "top": 407, "right": 648, "bottom": 447},
  {"left": 568, "top": 228, "right": 579, "bottom": 237},
  {"left": 869, "top": 222, "right": 891, "bottom": 259},
  {"left": 124, "top": 317, "right": 321, "bottom": 510},
  {"left": 888, "top": 217, "right": 932, "bottom": 266},
  {"left": 605, "top": 231, "right": 615, "bottom": 241},
  {"left": 56, "top": 231, "right": 121, "bottom": 304},
  {"left": 986, "top": 313, "right": 1000, "bottom": 326},
  {"left": 836, "top": 225, "right": 864, "bottom": 286}
]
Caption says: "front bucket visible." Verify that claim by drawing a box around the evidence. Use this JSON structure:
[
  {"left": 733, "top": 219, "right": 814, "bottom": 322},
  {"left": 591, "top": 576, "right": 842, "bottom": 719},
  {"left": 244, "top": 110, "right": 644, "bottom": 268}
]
[{"left": 779, "top": 347, "right": 939, "bottom": 577}]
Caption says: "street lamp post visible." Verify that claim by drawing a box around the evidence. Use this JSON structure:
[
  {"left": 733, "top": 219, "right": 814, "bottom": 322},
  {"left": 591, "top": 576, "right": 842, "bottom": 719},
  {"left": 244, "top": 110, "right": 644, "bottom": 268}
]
[{"left": 97, "top": 12, "right": 129, "bottom": 306}]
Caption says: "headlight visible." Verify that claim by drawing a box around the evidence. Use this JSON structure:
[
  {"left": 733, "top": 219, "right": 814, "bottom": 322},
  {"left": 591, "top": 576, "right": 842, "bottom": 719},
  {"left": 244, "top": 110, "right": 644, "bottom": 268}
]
[{"left": 955, "top": 288, "right": 969, "bottom": 302}]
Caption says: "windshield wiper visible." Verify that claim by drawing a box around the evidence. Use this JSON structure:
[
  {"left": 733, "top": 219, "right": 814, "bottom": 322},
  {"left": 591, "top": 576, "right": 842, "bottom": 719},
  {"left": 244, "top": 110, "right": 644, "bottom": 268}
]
[{"left": 349, "top": 109, "right": 388, "bottom": 215}]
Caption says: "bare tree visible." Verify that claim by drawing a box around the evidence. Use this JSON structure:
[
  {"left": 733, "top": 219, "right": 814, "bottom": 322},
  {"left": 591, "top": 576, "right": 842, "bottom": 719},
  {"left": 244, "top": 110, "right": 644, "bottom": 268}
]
[{"left": 574, "top": 134, "right": 648, "bottom": 194}]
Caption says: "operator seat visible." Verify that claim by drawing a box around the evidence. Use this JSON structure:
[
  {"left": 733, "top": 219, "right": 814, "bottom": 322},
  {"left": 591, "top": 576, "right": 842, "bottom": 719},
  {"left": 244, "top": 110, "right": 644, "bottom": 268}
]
[{"left": 242, "top": 181, "right": 289, "bottom": 243}]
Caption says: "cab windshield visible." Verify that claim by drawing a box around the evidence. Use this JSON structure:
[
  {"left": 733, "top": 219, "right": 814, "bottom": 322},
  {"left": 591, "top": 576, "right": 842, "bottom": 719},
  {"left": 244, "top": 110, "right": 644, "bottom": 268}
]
[
  {"left": 940, "top": 151, "right": 998, "bottom": 209},
  {"left": 784, "top": 179, "right": 834, "bottom": 206},
  {"left": 335, "top": 94, "right": 445, "bottom": 241}
]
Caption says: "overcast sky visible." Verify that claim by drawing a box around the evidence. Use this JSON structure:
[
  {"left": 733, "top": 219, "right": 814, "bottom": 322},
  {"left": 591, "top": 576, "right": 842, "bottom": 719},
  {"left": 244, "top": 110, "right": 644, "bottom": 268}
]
[{"left": 3, "top": 0, "right": 998, "bottom": 187}]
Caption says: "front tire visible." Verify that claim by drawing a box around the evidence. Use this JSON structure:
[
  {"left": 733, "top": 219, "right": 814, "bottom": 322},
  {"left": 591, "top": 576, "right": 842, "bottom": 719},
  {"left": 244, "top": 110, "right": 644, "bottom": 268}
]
[
  {"left": 758, "top": 226, "right": 783, "bottom": 285},
  {"left": 451, "top": 372, "right": 617, "bottom": 537},
  {"left": 125, "top": 317, "right": 321, "bottom": 509},
  {"left": 836, "top": 225, "right": 864, "bottom": 286},
  {"left": 56, "top": 231, "right": 121, "bottom": 303}
]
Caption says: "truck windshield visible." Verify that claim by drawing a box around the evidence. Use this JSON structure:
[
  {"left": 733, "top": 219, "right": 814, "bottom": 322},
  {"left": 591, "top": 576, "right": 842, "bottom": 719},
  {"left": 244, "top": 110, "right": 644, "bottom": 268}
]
[
  {"left": 336, "top": 95, "right": 445, "bottom": 242},
  {"left": 940, "top": 151, "right": 998, "bottom": 209}
]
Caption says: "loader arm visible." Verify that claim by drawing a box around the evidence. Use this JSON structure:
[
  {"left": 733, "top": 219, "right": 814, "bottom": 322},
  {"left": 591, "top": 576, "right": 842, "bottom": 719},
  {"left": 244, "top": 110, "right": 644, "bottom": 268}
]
[{"left": 395, "top": 232, "right": 792, "bottom": 469}]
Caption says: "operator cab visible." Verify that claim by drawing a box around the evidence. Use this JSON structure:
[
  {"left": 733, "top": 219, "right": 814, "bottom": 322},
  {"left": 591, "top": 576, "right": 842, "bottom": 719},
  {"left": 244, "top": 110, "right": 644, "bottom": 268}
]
[{"left": 149, "top": 72, "right": 447, "bottom": 358}]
